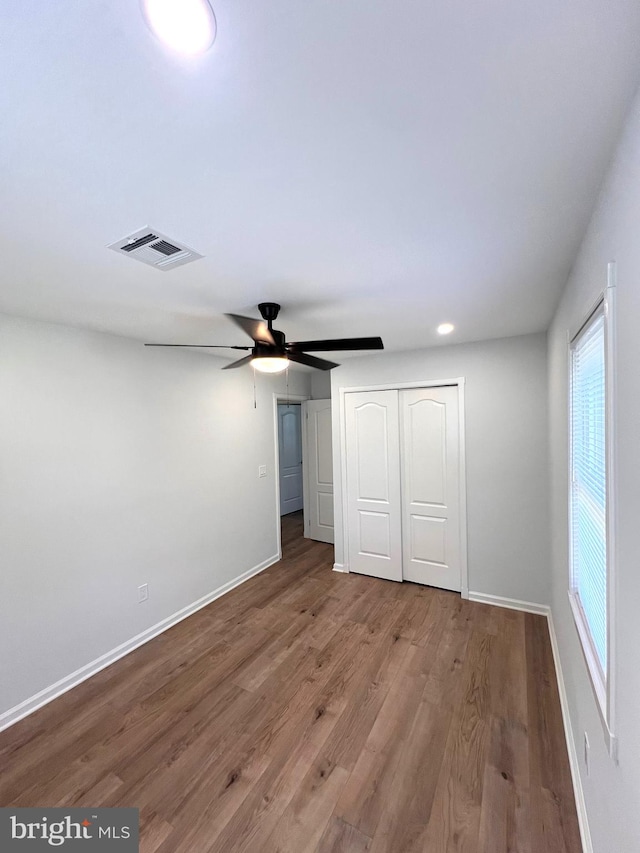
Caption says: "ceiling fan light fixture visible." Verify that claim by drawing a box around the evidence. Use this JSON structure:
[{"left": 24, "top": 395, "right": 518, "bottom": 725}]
[
  {"left": 141, "top": 0, "right": 217, "bottom": 55},
  {"left": 251, "top": 356, "right": 289, "bottom": 374},
  {"left": 144, "top": 303, "right": 383, "bottom": 372}
]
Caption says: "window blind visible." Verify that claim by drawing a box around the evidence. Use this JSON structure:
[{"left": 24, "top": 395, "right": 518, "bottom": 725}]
[{"left": 571, "top": 311, "right": 607, "bottom": 673}]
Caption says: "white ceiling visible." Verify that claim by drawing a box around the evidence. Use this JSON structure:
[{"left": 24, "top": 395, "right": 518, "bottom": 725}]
[{"left": 2, "top": 1, "right": 640, "bottom": 356}]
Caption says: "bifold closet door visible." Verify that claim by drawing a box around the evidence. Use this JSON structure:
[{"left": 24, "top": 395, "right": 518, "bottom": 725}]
[
  {"left": 400, "top": 386, "right": 461, "bottom": 591},
  {"left": 345, "top": 385, "right": 462, "bottom": 591},
  {"left": 345, "top": 390, "right": 402, "bottom": 581}
]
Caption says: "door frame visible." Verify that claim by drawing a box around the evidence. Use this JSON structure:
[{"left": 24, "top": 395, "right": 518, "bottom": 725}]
[
  {"left": 337, "top": 378, "right": 469, "bottom": 598},
  {"left": 273, "top": 392, "right": 309, "bottom": 559}
]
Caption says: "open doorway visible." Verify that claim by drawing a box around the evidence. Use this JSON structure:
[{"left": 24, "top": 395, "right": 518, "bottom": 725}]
[
  {"left": 274, "top": 393, "right": 335, "bottom": 562},
  {"left": 277, "top": 403, "right": 303, "bottom": 516},
  {"left": 277, "top": 402, "right": 305, "bottom": 558},
  {"left": 274, "top": 394, "right": 308, "bottom": 560}
]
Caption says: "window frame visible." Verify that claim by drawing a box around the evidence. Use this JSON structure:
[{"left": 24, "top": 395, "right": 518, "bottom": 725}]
[{"left": 568, "top": 274, "right": 617, "bottom": 757}]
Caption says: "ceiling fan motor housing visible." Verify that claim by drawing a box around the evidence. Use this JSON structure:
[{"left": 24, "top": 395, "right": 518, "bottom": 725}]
[
  {"left": 271, "top": 329, "right": 286, "bottom": 348},
  {"left": 253, "top": 332, "right": 286, "bottom": 359}
]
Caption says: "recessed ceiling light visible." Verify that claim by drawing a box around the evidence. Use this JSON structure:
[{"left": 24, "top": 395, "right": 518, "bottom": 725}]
[
  {"left": 141, "top": 0, "right": 217, "bottom": 55},
  {"left": 437, "top": 323, "right": 455, "bottom": 335}
]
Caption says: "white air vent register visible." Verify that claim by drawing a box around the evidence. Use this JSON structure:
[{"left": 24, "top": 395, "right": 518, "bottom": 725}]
[{"left": 108, "top": 227, "right": 203, "bottom": 271}]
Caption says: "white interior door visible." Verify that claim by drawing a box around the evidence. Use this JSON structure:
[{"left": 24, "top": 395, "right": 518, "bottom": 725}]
[
  {"left": 400, "top": 386, "right": 461, "bottom": 591},
  {"left": 278, "top": 404, "right": 303, "bottom": 515},
  {"left": 345, "top": 390, "right": 402, "bottom": 581},
  {"left": 302, "top": 400, "right": 334, "bottom": 543}
]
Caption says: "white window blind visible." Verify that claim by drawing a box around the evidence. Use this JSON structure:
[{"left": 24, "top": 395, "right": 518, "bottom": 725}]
[{"left": 570, "top": 309, "right": 607, "bottom": 676}]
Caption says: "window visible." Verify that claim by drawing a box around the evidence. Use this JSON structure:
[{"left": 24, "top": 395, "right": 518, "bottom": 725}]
[{"left": 569, "top": 289, "right": 615, "bottom": 748}]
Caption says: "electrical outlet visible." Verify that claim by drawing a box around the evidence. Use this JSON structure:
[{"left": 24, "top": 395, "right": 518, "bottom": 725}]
[
  {"left": 258, "top": 465, "right": 267, "bottom": 478},
  {"left": 138, "top": 583, "right": 149, "bottom": 603},
  {"left": 584, "top": 731, "right": 590, "bottom": 776}
]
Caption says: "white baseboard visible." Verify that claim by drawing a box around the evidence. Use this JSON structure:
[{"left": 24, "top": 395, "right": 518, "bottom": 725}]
[
  {"left": 332, "top": 563, "right": 349, "bottom": 573},
  {"left": 546, "top": 611, "right": 593, "bottom": 853},
  {"left": 0, "top": 553, "right": 280, "bottom": 734},
  {"left": 468, "top": 591, "right": 550, "bottom": 616}
]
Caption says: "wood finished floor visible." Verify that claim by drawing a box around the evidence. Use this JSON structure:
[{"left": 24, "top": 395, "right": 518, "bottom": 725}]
[{"left": 0, "top": 512, "right": 581, "bottom": 852}]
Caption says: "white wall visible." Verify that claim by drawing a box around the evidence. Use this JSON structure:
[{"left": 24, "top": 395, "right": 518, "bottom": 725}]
[
  {"left": 0, "top": 314, "right": 310, "bottom": 720},
  {"left": 548, "top": 87, "right": 640, "bottom": 853},
  {"left": 331, "top": 333, "right": 549, "bottom": 604},
  {"left": 310, "top": 370, "right": 331, "bottom": 400}
]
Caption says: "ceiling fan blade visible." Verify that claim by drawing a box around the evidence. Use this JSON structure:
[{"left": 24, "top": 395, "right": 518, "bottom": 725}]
[
  {"left": 144, "top": 344, "right": 252, "bottom": 349},
  {"left": 225, "top": 313, "right": 275, "bottom": 346},
  {"left": 287, "top": 352, "right": 338, "bottom": 371},
  {"left": 285, "top": 336, "right": 383, "bottom": 353},
  {"left": 222, "top": 354, "right": 255, "bottom": 370}
]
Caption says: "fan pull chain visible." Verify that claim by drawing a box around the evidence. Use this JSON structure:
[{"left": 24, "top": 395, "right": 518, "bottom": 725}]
[
  {"left": 253, "top": 363, "right": 257, "bottom": 409},
  {"left": 286, "top": 363, "right": 290, "bottom": 407}
]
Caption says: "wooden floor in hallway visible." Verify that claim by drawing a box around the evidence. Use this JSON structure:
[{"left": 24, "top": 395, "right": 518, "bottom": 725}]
[{"left": 0, "top": 511, "right": 581, "bottom": 852}]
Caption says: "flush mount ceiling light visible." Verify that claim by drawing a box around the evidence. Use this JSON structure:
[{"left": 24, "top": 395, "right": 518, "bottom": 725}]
[
  {"left": 437, "top": 323, "right": 455, "bottom": 335},
  {"left": 141, "top": 0, "right": 217, "bottom": 55}
]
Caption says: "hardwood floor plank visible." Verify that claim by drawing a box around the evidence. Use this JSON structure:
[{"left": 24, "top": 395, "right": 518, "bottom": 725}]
[
  {"left": 525, "top": 614, "right": 582, "bottom": 853},
  {"left": 194, "top": 670, "right": 349, "bottom": 853},
  {"left": 366, "top": 604, "right": 473, "bottom": 852},
  {"left": 0, "top": 515, "right": 582, "bottom": 853},
  {"left": 138, "top": 809, "right": 174, "bottom": 853},
  {"left": 54, "top": 771, "right": 124, "bottom": 809},
  {"left": 477, "top": 733, "right": 509, "bottom": 853},
  {"left": 255, "top": 756, "right": 350, "bottom": 853},
  {"left": 145, "top": 622, "right": 369, "bottom": 847},
  {"left": 316, "top": 817, "right": 372, "bottom": 853},
  {"left": 406, "top": 630, "right": 492, "bottom": 852},
  {"left": 113, "top": 638, "right": 326, "bottom": 819},
  {"left": 318, "top": 628, "right": 412, "bottom": 773},
  {"left": 488, "top": 610, "right": 531, "bottom": 853},
  {"left": 335, "top": 640, "right": 443, "bottom": 837}
]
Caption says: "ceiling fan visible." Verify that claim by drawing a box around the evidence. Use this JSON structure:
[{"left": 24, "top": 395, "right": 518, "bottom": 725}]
[{"left": 145, "top": 302, "right": 384, "bottom": 371}]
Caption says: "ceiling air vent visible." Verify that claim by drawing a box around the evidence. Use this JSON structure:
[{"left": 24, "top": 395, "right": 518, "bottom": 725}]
[{"left": 108, "top": 227, "right": 204, "bottom": 271}]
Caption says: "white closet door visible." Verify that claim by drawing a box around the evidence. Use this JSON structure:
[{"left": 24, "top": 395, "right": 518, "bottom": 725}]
[
  {"left": 345, "top": 391, "right": 402, "bottom": 581},
  {"left": 400, "top": 386, "right": 461, "bottom": 591},
  {"left": 302, "top": 399, "right": 334, "bottom": 543}
]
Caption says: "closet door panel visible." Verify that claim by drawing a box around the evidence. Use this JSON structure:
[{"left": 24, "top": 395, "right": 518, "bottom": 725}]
[
  {"left": 345, "top": 391, "right": 402, "bottom": 581},
  {"left": 400, "top": 387, "right": 461, "bottom": 591}
]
